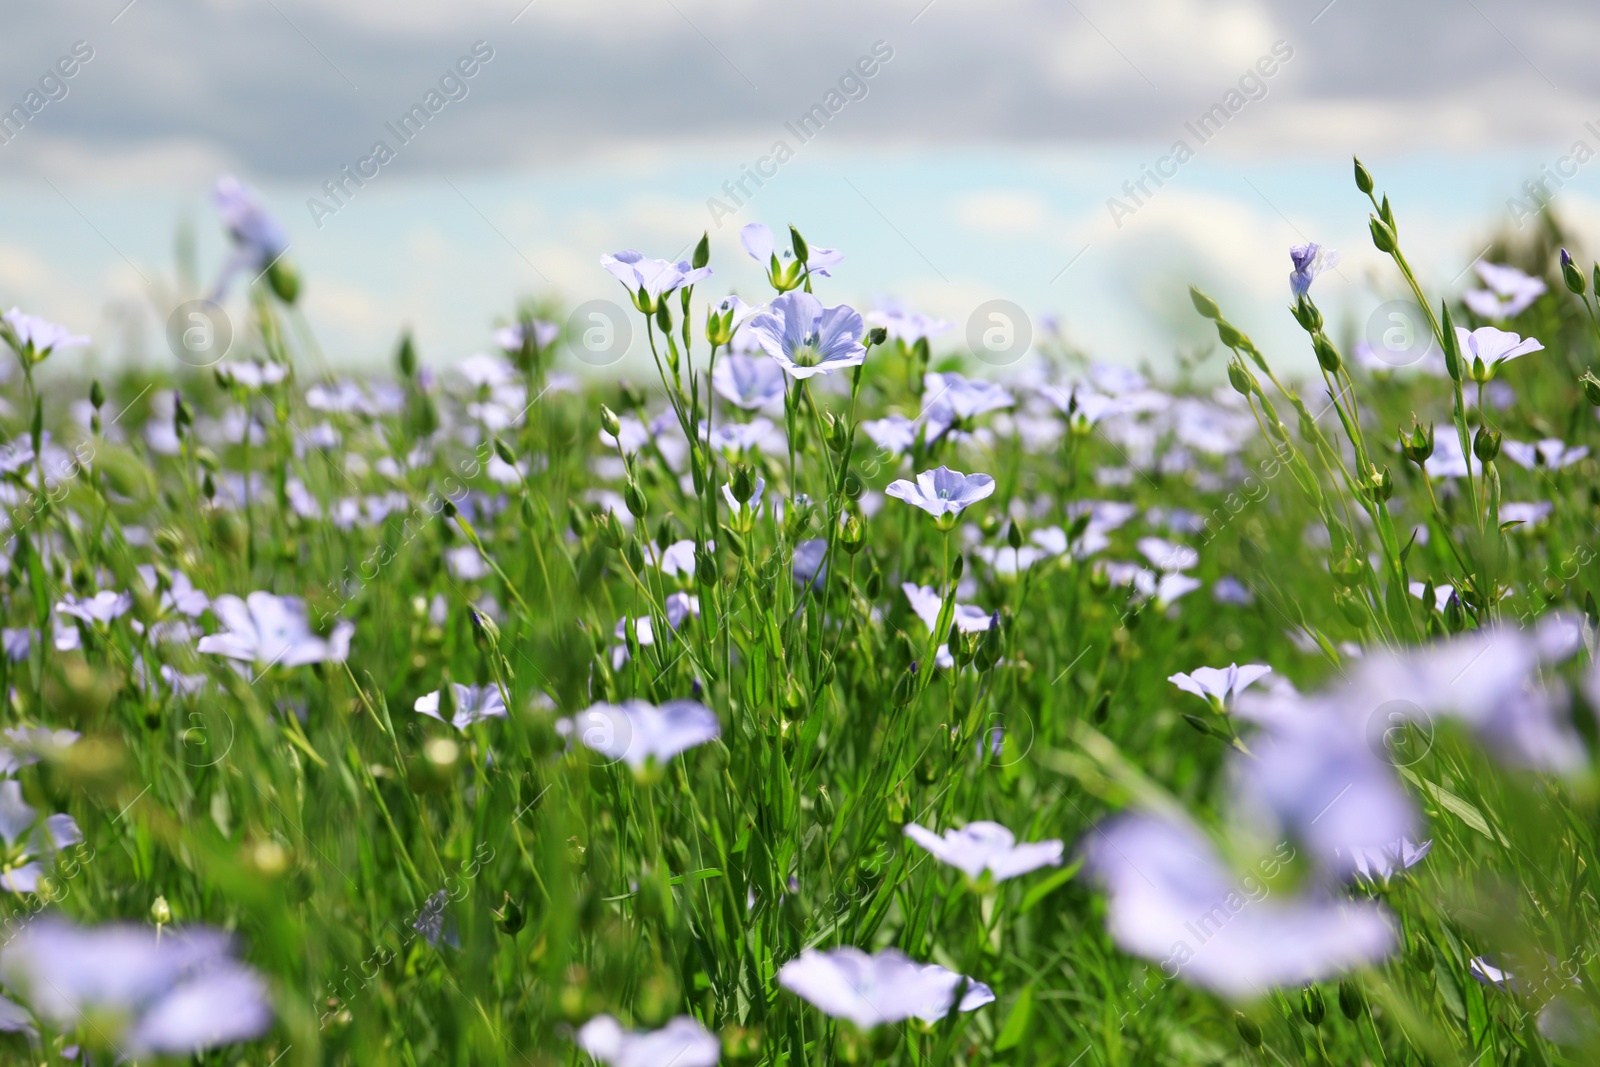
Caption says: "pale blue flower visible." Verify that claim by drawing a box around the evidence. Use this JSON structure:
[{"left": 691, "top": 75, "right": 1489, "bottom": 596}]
[
  {"left": 778, "top": 947, "right": 994, "bottom": 1028},
  {"left": 1229, "top": 695, "right": 1420, "bottom": 876},
  {"left": 740, "top": 222, "right": 844, "bottom": 278},
  {"left": 712, "top": 353, "right": 786, "bottom": 410},
  {"left": 493, "top": 319, "right": 559, "bottom": 353},
  {"left": 576, "top": 1014, "right": 721, "bottom": 1067},
  {"left": 0, "top": 779, "right": 80, "bottom": 893},
  {"left": 885, "top": 466, "right": 996, "bottom": 520},
  {"left": 198, "top": 592, "right": 353, "bottom": 667},
  {"left": 212, "top": 175, "right": 289, "bottom": 300},
  {"left": 744, "top": 292, "right": 866, "bottom": 380},
  {"left": 1455, "top": 325, "right": 1543, "bottom": 370},
  {"left": 903, "top": 821, "right": 1062, "bottom": 881},
  {"left": 868, "top": 305, "right": 952, "bottom": 344},
  {"left": 1168, "top": 663, "right": 1272, "bottom": 710},
  {"left": 0, "top": 308, "right": 88, "bottom": 360},
  {"left": 414, "top": 684, "right": 508, "bottom": 730},
  {"left": 1341, "top": 836, "right": 1432, "bottom": 883},
  {"left": 860, "top": 414, "right": 919, "bottom": 456},
  {"left": 922, "top": 372, "right": 1014, "bottom": 440},
  {"left": 600, "top": 250, "right": 711, "bottom": 303},
  {"left": 1289, "top": 243, "right": 1339, "bottom": 297},
  {"left": 0, "top": 916, "right": 271, "bottom": 1055},
  {"left": 1464, "top": 262, "right": 1545, "bottom": 319},
  {"left": 1081, "top": 811, "right": 1396, "bottom": 998},
  {"left": 558, "top": 699, "right": 719, "bottom": 769},
  {"left": 1500, "top": 438, "right": 1587, "bottom": 470}
]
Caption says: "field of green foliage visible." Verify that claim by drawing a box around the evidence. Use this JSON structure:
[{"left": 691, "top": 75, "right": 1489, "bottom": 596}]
[{"left": 1, "top": 159, "right": 1599, "bottom": 1065}]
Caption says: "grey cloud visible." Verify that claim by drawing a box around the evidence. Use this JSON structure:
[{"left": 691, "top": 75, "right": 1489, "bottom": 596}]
[{"left": 0, "top": 0, "right": 1596, "bottom": 181}]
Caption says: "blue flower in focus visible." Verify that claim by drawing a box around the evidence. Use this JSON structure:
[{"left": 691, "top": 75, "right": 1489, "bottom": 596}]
[
  {"left": 885, "top": 466, "right": 996, "bottom": 523},
  {"left": 1288, "top": 242, "right": 1339, "bottom": 298},
  {"left": 744, "top": 292, "right": 866, "bottom": 380}
]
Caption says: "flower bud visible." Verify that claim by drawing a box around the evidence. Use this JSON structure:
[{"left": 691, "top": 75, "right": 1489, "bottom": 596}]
[
  {"left": 891, "top": 663, "right": 918, "bottom": 706},
  {"left": 1189, "top": 286, "right": 1221, "bottom": 320},
  {"left": 1182, "top": 713, "right": 1212, "bottom": 736},
  {"left": 1233, "top": 1012, "right": 1262, "bottom": 1049},
  {"left": 1367, "top": 464, "right": 1393, "bottom": 502},
  {"left": 594, "top": 512, "right": 625, "bottom": 549},
  {"left": 1562, "top": 249, "right": 1586, "bottom": 294},
  {"left": 1338, "top": 977, "right": 1365, "bottom": 1020},
  {"left": 151, "top": 895, "right": 172, "bottom": 926},
  {"left": 1301, "top": 985, "right": 1326, "bottom": 1027},
  {"left": 267, "top": 257, "right": 301, "bottom": 304},
  {"left": 692, "top": 231, "right": 711, "bottom": 270},
  {"left": 1354, "top": 156, "right": 1374, "bottom": 195},
  {"left": 696, "top": 546, "right": 718, "bottom": 584},
  {"left": 1369, "top": 215, "right": 1397, "bottom": 253},
  {"left": 1335, "top": 588, "right": 1367, "bottom": 627},
  {"left": 1006, "top": 522, "right": 1023, "bottom": 550},
  {"left": 396, "top": 331, "right": 417, "bottom": 377},
  {"left": 1291, "top": 295, "right": 1323, "bottom": 333},
  {"left": 1473, "top": 425, "right": 1502, "bottom": 463},
  {"left": 1312, "top": 333, "right": 1341, "bottom": 374},
  {"left": 825, "top": 413, "right": 850, "bottom": 453},
  {"left": 1399, "top": 417, "right": 1434, "bottom": 464},
  {"left": 624, "top": 479, "right": 648, "bottom": 519},
  {"left": 1227, "top": 360, "right": 1257, "bottom": 397},
  {"left": 624, "top": 537, "right": 646, "bottom": 573},
  {"left": 599, "top": 404, "right": 622, "bottom": 439},
  {"left": 867, "top": 326, "right": 889, "bottom": 347},
  {"left": 788, "top": 224, "right": 809, "bottom": 267},
  {"left": 495, "top": 892, "right": 526, "bottom": 934},
  {"left": 815, "top": 785, "right": 836, "bottom": 826},
  {"left": 1581, "top": 370, "right": 1600, "bottom": 406},
  {"left": 89, "top": 379, "right": 105, "bottom": 410},
  {"left": 840, "top": 516, "right": 865, "bottom": 555},
  {"left": 493, "top": 437, "right": 517, "bottom": 466},
  {"left": 729, "top": 464, "right": 755, "bottom": 504},
  {"left": 1215, "top": 320, "right": 1244, "bottom": 350}
]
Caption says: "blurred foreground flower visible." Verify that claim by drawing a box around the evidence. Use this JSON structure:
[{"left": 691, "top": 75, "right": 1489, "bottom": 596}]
[
  {"left": 0, "top": 916, "right": 271, "bottom": 1055},
  {"left": 0, "top": 780, "right": 80, "bottom": 892},
  {"left": 1081, "top": 812, "right": 1395, "bottom": 998},
  {"left": 576, "top": 1014, "right": 720, "bottom": 1067},
  {"left": 212, "top": 174, "right": 296, "bottom": 303},
  {"left": 778, "top": 947, "right": 994, "bottom": 1028}
]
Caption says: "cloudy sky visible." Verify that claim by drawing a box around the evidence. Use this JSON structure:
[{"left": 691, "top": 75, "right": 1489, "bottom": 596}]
[{"left": 3, "top": 0, "right": 1598, "bottom": 373}]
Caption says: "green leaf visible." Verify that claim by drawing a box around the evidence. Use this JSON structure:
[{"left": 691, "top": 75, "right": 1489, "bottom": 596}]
[
  {"left": 1020, "top": 860, "right": 1081, "bottom": 914},
  {"left": 1401, "top": 768, "right": 1496, "bottom": 841},
  {"left": 994, "top": 982, "right": 1034, "bottom": 1051}
]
